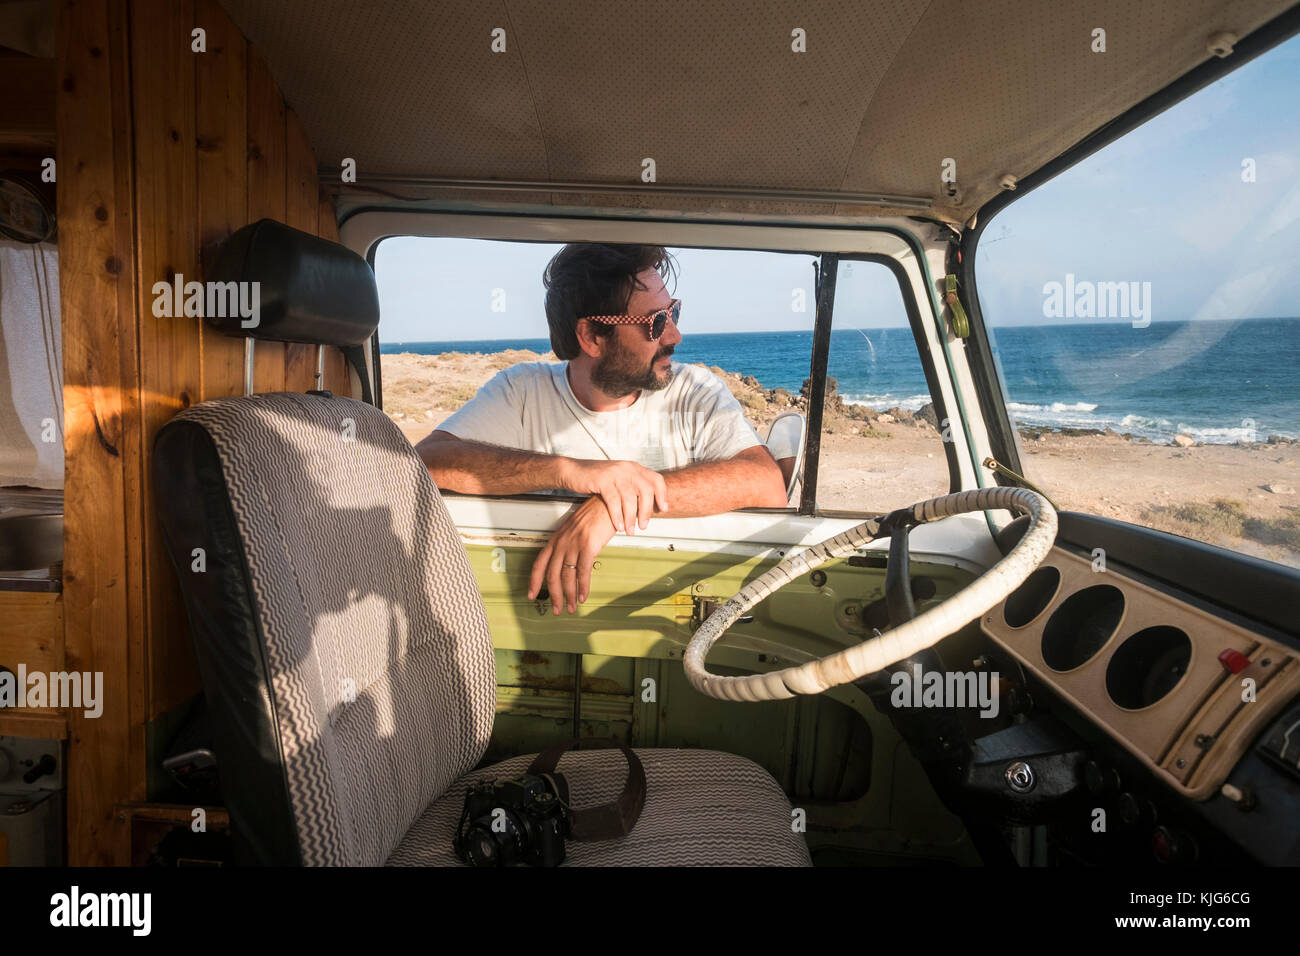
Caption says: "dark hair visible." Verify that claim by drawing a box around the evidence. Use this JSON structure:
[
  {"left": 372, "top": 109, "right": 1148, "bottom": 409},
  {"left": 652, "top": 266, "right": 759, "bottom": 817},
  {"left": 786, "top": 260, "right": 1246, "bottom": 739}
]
[{"left": 543, "top": 244, "right": 677, "bottom": 359}]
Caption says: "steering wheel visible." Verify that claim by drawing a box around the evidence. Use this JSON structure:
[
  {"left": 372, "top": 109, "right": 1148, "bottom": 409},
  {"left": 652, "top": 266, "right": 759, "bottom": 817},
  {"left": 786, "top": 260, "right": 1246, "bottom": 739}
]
[{"left": 683, "top": 487, "right": 1057, "bottom": 701}]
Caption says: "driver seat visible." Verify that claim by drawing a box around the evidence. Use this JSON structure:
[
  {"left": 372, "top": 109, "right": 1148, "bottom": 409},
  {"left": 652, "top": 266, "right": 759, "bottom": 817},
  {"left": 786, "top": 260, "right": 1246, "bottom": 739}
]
[{"left": 150, "top": 221, "right": 810, "bottom": 867}]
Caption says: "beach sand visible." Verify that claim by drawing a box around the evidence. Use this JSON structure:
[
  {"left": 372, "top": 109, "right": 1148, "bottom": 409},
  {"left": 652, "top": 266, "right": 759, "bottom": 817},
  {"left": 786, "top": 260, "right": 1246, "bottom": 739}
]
[{"left": 382, "top": 351, "right": 1300, "bottom": 569}]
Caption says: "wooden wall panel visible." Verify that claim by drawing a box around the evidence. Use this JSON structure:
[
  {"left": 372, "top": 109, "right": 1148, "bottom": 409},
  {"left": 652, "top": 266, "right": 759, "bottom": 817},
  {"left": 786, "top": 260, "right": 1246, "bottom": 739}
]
[
  {"left": 0, "top": 592, "right": 66, "bottom": 738},
  {"left": 0, "top": 593, "right": 64, "bottom": 675},
  {"left": 58, "top": 0, "right": 140, "bottom": 866},
  {"left": 195, "top": 0, "right": 248, "bottom": 401},
  {"left": 131, "top": 0, "right": 203, "bottom": 728},
  {"left": 59, "top": 0, "right": 361, "bottom": 865},
  {"left": 245, "top": 46, "right": 287, "bottom": 394}
]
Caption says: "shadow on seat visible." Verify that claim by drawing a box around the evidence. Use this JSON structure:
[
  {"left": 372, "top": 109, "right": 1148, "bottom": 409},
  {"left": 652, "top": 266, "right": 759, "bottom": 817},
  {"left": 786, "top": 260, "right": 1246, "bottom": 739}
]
[{"left": 151, "top": 220, "right": 811, "bottom": 867}]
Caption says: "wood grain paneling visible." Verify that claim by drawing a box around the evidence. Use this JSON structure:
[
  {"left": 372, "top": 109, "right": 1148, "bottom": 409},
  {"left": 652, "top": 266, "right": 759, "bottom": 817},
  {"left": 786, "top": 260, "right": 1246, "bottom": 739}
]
[
  {"left": 0, "top": 711, "right": 68, "bottom": 740},
  {"left": 58, "top": 0, "right": 359, "bottom": 865},
  {"left": 0, "top": 592, "right": 64, "bottom": 676},
  {"left": 58, "top": 0, "right": 140, "bottom": 866},
  {"left": 131, "top": 0, "right": 202, "bottom": 733},
  {"left": 195, "top": 0, "right": 247, "bottom": 401},
  {"left": 0, "top": 592, "right": 67, "bottom": 736}
]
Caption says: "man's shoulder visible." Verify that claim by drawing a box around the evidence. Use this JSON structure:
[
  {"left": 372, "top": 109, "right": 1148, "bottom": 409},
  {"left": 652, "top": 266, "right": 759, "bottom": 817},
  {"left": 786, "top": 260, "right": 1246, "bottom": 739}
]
[
  {"left": 669, "top": 362, "right": 735, "bottom": 401},
  {"left": 494, "top": 360, "right": 562, "bottom": 380},
  {"left": 486, "top": 360, "right": 565, "bottom": 392},
  {"left": 670, "top": 361, "right": 725, "bottom": 386}
]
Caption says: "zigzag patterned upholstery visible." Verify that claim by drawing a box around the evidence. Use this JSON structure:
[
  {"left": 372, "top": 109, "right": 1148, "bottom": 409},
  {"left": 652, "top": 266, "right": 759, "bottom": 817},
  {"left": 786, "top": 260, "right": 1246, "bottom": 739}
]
[
  {"left": 155, "top": 393, "right": 497, "bottom": 865},
  {"left": 390, "top": 748, "right": 812, "bottom": 866},
  {"left": 153, "top": 391, "right": 810, "bottom": 866}
]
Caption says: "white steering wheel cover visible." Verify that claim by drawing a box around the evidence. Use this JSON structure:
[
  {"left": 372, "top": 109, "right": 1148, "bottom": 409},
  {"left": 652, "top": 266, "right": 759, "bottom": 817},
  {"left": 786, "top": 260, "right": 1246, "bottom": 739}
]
[{"left": 683, "top": 488, "right": 1057, "bottom": 701}]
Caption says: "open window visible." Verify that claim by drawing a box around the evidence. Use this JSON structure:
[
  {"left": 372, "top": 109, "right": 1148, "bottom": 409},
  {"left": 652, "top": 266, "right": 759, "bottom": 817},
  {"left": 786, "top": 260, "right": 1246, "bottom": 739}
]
[
  {"left": 813, "top": 256, "right": 950, "bottom": 514},
  {"left": 372, "top": 236, "right": 953, "bottom": 516}
]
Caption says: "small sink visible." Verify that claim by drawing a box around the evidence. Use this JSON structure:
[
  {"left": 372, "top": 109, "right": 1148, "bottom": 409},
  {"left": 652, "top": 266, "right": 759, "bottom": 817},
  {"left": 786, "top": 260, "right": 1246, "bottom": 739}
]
[{"left": 0, "top": 512, "right": 63, "bottom": 572}]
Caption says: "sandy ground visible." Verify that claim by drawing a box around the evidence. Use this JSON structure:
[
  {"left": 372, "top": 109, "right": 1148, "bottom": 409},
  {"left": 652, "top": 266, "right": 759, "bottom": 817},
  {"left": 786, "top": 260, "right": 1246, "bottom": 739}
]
[{"left": 383, "top": 351, "right": 1300, "bottom": 569}]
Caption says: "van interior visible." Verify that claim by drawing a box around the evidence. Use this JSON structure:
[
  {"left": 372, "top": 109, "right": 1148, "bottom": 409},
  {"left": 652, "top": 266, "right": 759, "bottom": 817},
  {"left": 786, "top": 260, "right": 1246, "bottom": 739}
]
[{"left": 0, "top": 0, "right": 1298, "bottom": 871}]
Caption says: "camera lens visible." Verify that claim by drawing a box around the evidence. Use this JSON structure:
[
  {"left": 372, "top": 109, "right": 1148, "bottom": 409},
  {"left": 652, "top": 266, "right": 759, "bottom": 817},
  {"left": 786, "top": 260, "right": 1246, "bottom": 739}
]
[
  {"left": 462, "top": 815, "right": 523, "bottom": 867},
  {"left": 462, "top": 828, "right": 500, "bottom": 867}
]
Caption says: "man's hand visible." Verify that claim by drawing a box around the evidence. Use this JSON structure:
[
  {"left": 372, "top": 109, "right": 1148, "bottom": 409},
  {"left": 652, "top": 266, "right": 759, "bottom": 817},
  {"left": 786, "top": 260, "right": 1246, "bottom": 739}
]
[
  {"left": 560, "top": 459, "right": 668, "bottom": 536},
  {"left": 527, "top": 496, "right": 618, "bottom": 615}
]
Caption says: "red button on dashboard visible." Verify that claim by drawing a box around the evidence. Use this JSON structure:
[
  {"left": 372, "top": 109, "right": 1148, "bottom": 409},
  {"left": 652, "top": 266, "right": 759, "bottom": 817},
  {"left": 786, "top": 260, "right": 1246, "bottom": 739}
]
[{"left": 1218, "top": 649, "right": 1250, "bottom": 674}]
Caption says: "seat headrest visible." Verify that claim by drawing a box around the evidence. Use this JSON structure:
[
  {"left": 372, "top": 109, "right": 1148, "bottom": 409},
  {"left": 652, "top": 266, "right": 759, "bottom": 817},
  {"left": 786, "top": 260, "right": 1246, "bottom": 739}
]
[{"left": 206, "top": 219, "right": 379, "bottom": 346}]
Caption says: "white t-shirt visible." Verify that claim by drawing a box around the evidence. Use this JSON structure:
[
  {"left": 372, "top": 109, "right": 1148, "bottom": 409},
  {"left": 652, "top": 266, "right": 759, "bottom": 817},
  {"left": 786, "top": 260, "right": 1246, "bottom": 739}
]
[{"left": 435, "top": 361, "right": 764, "bottom": 471}]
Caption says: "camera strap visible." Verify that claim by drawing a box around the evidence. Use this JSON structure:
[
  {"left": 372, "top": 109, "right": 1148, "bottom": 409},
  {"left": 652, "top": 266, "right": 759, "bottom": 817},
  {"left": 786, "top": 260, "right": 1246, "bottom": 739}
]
[{"left": 527, "top": 738, "right": 646, "bottom": 841}]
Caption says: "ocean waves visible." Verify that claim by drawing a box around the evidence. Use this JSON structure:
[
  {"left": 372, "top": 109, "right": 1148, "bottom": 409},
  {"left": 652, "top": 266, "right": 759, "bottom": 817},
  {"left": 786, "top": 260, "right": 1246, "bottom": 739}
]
[
  {"left": 1005, "top": 405, "right": 1293, "bottom": 444},
  {"left": 841, "top": 393, "right": 933, "bottom": 412}
]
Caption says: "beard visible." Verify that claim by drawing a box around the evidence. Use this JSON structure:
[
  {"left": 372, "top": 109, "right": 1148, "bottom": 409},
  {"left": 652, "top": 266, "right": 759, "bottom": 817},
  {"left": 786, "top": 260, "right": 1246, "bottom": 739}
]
[{"left": 591, "top": 340, "right": 675, "bottom": 398}]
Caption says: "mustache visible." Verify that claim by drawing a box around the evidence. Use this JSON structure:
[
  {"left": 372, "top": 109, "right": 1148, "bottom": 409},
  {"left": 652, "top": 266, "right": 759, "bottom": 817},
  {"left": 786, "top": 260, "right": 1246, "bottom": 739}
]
[{"left": 655, "top": 347, "right": 675, "bottom": 361}]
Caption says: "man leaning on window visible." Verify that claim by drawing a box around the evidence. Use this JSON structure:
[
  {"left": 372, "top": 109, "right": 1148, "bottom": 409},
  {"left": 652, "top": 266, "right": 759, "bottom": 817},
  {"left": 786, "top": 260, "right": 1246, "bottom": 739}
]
[{"left": 417, "top": 242, "right": 787, "bottom": 615}]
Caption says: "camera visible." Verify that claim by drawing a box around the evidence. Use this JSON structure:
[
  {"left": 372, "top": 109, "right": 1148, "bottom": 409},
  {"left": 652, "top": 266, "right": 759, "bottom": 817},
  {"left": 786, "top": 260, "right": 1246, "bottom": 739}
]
[{"left": 454, "top": 772, "right": 570, "bottom": 867}]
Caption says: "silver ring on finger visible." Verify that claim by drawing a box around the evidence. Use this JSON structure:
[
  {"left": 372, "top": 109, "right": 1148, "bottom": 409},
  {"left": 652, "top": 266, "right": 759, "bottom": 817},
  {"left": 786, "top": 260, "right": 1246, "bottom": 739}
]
[{"left": 562, "top": 563, "right": 578, "bottom": 570}]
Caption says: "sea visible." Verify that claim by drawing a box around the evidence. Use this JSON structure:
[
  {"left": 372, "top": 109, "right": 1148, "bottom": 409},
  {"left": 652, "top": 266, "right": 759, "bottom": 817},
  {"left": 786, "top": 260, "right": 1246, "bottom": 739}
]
[{"left": 381, "top": 316, "right": 1300, "bottom": 444}]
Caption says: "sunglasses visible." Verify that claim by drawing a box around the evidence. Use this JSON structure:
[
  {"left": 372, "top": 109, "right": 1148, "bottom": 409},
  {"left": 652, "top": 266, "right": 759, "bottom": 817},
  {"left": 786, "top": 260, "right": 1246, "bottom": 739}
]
[{"left": 581, "top": 298, "right": 682, "bottom": 341}]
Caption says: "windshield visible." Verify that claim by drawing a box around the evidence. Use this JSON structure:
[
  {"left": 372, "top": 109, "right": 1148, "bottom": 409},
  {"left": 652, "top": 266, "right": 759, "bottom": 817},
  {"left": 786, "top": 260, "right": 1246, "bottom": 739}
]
[{"left": 975, "top": 34, "right": 1300, "bottom": 569}]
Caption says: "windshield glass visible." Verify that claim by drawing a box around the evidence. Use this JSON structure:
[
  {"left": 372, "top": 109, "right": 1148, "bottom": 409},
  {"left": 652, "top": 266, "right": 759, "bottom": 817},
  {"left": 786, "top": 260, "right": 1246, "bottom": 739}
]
[{"left": 975, "top": 34, "right": 1300, "bottom": 569}]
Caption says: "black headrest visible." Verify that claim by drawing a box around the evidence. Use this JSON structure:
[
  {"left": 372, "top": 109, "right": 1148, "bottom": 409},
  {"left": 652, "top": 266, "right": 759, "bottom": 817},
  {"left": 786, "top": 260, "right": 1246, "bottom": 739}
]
[{"left": 206, "top": 219, "right": 379, "bottom": 346}]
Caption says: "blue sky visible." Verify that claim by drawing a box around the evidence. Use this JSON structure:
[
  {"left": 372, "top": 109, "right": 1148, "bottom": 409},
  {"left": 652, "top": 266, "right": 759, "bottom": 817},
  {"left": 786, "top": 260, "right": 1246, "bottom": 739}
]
[
  {"left": 375, "top": 33, "right": 1300, "bottom": 342},
  {"left": 978, "top": 32, "right": 1300, "bottom": 327}
]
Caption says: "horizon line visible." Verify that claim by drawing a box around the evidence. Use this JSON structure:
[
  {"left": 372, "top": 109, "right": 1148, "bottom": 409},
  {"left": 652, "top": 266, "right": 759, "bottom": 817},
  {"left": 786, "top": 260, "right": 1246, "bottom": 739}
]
[{"left": 379, "top": 314, "right": 1300, "bottom": 346}]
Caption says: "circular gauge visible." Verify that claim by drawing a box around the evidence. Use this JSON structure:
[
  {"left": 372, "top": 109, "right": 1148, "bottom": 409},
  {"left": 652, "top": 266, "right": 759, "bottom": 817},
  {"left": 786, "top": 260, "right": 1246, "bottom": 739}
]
[
  {"left": 1106, "top": 626, "right": 1192, "bottom": 709},
  {"left": 1040, "top": 584, "right": 1125, "bottom": 671},
  {"left": 1003, "top": 565, "right": 1061, "bottom": 628},
  {"left": 0, "top": 172, "right": 56, "bottom": 243}
]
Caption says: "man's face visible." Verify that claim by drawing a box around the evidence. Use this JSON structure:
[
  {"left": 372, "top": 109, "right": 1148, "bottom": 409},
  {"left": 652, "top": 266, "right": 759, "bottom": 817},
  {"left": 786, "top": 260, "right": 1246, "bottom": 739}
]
[{"left": 590, "top": 267, "right": 683, "bottom": 398}]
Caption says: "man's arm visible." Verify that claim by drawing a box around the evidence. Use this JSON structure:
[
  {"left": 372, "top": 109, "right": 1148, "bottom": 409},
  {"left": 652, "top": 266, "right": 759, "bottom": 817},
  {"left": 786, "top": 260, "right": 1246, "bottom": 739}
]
[
  {"left": 420, "top": 430, "right": 785, "bottom": 513},
  {"left": 417, "top": 430, "right": 670, "bottom": 532},
  {"left": 527, "top": 444, "right": 788, "bottom": 615},
  {"left": 655, "top": 444, "right": 789, "bottom": 513},
  {"left": 416, "top": 430, "right": 569, "bottom": 496}
]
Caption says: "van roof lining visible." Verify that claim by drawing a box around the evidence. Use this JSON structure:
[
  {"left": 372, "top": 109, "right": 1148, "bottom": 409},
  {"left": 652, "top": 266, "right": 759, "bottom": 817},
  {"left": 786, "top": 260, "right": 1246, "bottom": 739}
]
[{"left": 218, "top": 0, "right": 1298, "bottom": 223}]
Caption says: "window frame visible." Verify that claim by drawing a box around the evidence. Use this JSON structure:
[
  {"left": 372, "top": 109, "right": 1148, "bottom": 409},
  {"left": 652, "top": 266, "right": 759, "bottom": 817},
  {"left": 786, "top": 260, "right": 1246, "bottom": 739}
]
[
  {"left": 806, "top": 252, "right": 963, "bottom": 517},
  {"left": 350, "top": 209, "right": 975, "bottom": 520}
]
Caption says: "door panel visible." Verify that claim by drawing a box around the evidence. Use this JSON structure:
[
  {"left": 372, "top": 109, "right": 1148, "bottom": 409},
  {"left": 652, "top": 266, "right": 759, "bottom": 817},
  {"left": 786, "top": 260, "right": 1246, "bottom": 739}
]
[{"left": 461, "top": 537, "right": 982, "bottom": 862}]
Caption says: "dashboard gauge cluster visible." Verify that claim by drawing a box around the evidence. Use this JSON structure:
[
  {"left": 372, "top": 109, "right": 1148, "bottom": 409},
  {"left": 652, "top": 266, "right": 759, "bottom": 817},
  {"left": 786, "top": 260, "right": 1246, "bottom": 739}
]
[{"left": 981, "top": 546, "right": 1300, "bottom": 801}]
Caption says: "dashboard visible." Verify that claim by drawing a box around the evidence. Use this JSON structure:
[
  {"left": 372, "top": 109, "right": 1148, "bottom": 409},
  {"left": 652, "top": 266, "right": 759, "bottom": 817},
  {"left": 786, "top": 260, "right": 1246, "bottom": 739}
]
[
  {"left": 981, "top": 545, "right": 1299, "bottom": 800},
  {"left": 974, "top": 525, "right": 1300, "bottom": 864}
]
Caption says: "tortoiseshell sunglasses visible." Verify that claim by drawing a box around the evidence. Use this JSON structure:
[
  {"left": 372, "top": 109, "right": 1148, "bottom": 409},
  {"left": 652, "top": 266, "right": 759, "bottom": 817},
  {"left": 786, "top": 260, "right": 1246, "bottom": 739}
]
[{"left": 580, "top": 298, "right": 682, "bottom": 340}]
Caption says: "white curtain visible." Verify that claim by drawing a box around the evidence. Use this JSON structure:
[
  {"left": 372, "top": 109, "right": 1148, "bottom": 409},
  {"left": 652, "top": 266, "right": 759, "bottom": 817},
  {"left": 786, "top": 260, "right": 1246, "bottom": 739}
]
[{"left": 0, "top": 239, "right": 62, "bottom": 489}]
